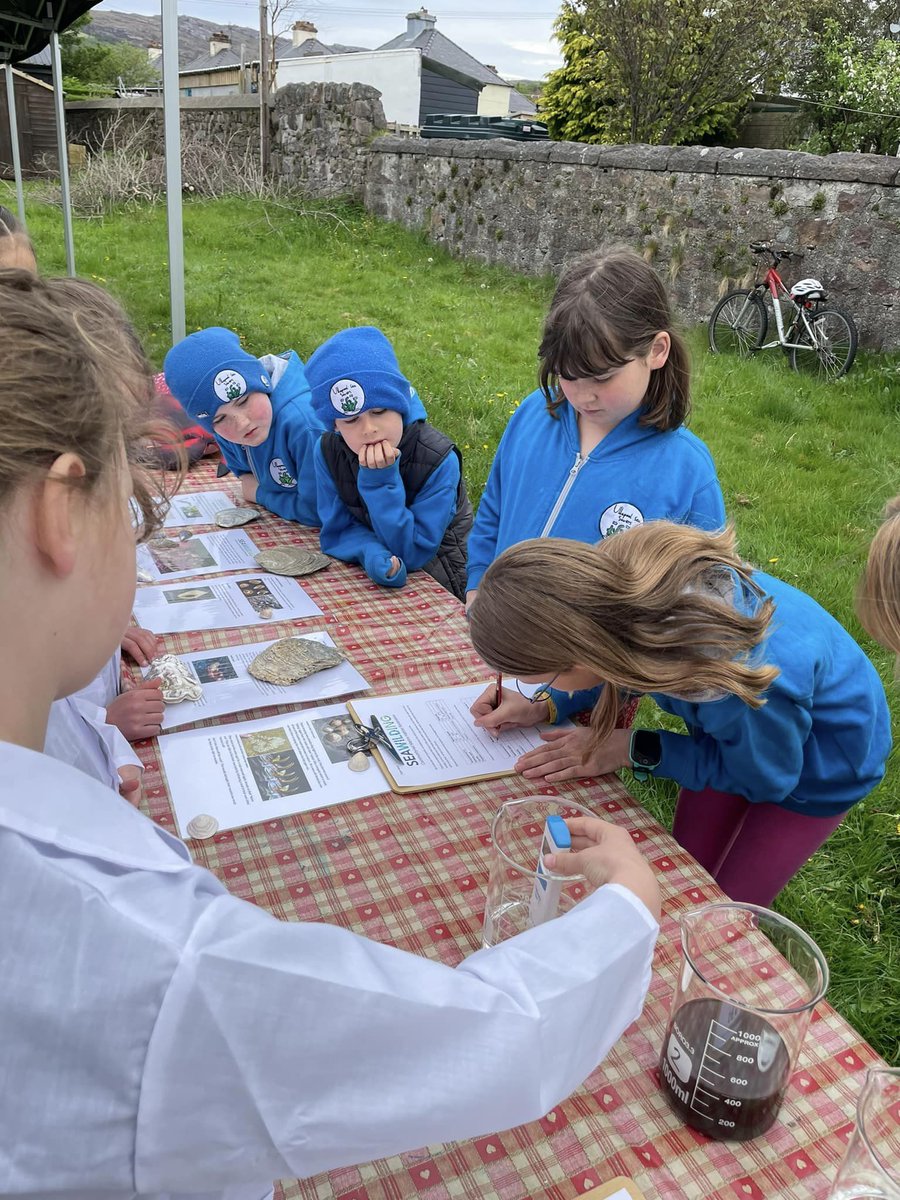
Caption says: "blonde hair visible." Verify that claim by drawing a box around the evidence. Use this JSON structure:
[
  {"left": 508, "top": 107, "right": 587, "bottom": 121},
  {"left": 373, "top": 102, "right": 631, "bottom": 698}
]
[
  {"left": 538, "top": 245, "right": 691, "bottom": 431},
  {"left": 857, "top": 495, "right": 900, "bottom": 654},
  {"left": 0, "top": 269, "right": 177, "bottom": 537},
  {"left": 469, "top": 522, "right": 779, "bottom": 747}
]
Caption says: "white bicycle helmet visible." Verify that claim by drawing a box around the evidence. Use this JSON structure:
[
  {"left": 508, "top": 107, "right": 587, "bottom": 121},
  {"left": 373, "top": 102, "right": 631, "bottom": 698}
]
[{"left": 790, "top": 277, "right": 826, "bottom": 301}]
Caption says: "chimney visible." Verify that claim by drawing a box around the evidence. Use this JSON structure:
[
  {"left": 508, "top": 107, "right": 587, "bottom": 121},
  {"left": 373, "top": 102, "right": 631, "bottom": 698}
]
[
  {"left": 291, "top": 20, "right": 318, "bottom": 47},
  {"left": 147, "top": 41, "right": 162, "bottom": 62},
  {"left": 406, "top": 8, "right": 436, "bottom": 37},
  {"left": 209, "top": 30, "right": 231, "bottom": 56}
]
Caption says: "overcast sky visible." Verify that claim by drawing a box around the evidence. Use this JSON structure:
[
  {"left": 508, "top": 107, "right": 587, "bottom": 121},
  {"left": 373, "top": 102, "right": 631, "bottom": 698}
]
[{"left": 97, "top": 0, "right": 563, "bottom": 80}]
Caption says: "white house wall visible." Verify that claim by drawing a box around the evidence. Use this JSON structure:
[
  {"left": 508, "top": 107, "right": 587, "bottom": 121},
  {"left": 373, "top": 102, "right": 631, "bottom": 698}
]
[{"left": 276, "top": 48, "right": 420, "bottom": 126}]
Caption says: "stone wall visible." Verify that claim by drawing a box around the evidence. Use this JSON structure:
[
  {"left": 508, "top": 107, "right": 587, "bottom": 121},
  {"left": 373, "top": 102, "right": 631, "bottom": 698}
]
[
  {"left": 363, "top": 138, "right": 900, "bottom": 349},
  {"left": 65, "top": 88, "right": 900, "bottom": 347},
  {"left": 66, "top": 95, "right": 261, "bottom": 162},
  {"left": 273, "top": 82, "right": 386, "bottom": 198}
]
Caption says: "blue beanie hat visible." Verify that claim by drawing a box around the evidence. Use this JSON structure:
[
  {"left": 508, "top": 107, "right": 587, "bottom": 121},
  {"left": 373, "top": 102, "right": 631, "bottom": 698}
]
[
  {"left": 163, "top": 327, "right": 273, "bottom": 434},
  {"left": 306, "top": 326, "right": 415, "bottom": 428}
]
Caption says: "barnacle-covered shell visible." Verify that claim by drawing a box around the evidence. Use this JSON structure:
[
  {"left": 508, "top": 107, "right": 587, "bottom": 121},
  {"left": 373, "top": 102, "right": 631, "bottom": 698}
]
[
  {"left": 215, "top": 507, "right": 260, "bottom": 528},
  {"left": 255, "top": 548, "right": 332, "bottom": 577},
  {"left": 248, "top": 637, "right": 345, "bottom": 685}
]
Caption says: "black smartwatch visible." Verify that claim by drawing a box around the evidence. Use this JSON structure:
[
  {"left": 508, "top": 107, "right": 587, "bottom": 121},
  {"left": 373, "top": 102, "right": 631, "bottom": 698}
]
[{"left": 629, "top": 728, "right": 662, "bottom": 782}]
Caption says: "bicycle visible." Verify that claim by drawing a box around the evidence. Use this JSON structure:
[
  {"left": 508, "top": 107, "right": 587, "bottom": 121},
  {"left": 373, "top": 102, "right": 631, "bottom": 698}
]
[{"left": 708, "top": 243, "right": 858, "bottom": 380}]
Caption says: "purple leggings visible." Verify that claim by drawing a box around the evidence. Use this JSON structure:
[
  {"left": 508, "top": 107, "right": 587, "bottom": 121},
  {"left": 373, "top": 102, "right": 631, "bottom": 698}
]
[{"left": 672, "top": 787, "right": 848, "bottom": 907}]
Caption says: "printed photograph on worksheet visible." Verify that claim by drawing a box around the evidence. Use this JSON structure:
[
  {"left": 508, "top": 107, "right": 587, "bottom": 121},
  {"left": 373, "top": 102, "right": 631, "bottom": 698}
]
[
  {"left": 136, "top": 529, "right": 260, "bottom": 582},
  {"left": 131, "top": 572, "right": 322, "bottom": 633},
  {"left": 162, "top": 490, "right": 236, "bottom": 528},
  {"left": 159, "top": 702, "right": 389, "bottom": 835}
]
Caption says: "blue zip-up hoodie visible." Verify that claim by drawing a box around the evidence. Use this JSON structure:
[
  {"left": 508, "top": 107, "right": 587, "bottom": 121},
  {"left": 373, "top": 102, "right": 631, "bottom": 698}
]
[
  {"left": 215, "top": 352, "right": 324, "bottom": 527},
  {"left": 467, "top": 391, "right": 726, "bottom": 591},
  {"left": 557, "top": 572, "right": 890, "bottom": 817}
]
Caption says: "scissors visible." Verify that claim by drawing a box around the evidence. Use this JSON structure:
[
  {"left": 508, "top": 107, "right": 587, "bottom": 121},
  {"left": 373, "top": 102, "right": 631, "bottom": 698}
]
[{"left": 346, "top": 717, "right": 403, "bottom": 765}]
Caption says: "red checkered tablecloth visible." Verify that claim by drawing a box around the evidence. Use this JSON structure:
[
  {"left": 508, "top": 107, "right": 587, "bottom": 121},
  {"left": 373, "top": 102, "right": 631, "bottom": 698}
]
[{"left": 134, "top": 463, "right": 880, "bottom": 1200}]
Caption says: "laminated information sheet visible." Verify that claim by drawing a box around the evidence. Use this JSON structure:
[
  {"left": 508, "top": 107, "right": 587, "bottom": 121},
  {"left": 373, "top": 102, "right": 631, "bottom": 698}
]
[
  {"left": 159, "top": 702, "right": 389, "bottom": 835},
  {"left": 136, "top": 529, "right": 260, "bottom": 582},
  {"left": 132, "top": 572, "right": 322, "bottom": 633},
  {"left": 162, "top": 491, "right": 236, "bottom": 528},
  {"left": 347, "top": 681, "right": 568, "bottom": 792},
  {"left": 148, "top": 633, "right": 369, "bottom": 730}
]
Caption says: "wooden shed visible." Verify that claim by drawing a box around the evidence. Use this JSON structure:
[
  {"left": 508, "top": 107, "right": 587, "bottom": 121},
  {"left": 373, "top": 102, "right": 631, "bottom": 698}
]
[{"left": 0, "top": 64, "right": 57, "bottom": 178}]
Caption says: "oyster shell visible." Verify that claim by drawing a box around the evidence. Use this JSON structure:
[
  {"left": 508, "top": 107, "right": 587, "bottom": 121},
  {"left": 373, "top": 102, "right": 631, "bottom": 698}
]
[
  {"left": 255, "top": 547, "right": 332, "bottom": 577},
  {"left": 215, "top": 506, "right": 260, "bottom": 528},
  {"left": 186, "top": 814, "right": 218, "bottom": 840},
  {"left": 348, "top": 751, "right": 370, "bottom": 773},
  {"left": 145, "top": 654, "right": 203, "bottom": 703},
  {"left": 248, "top": 637, "right": 345, "bottom": 685}
]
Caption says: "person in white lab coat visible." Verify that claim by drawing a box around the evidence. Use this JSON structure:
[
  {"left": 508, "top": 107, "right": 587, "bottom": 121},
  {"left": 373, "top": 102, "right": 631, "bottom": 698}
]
[{"left": 0, "top": 270, "right": 661, "bottom": 1200}]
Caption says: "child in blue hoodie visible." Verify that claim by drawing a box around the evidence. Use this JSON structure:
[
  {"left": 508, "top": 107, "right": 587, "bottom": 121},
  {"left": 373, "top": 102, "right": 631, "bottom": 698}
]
[
  {"left": 164, "top": 327, "right": 323, "bottom": 526},
  {"left": 306, "top": 327, "right": 473, "bottom": 599},
  {"left": 467, "top": 245, "right": 725, "bottom": 605},
  {"left": 469, "top": 523, "right": 891, "bottom": 907}
]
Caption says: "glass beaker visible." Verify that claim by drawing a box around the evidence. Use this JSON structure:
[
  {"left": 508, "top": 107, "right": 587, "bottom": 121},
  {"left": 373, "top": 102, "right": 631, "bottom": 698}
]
[
  {"left": 481, "top": 797, "right": 597, "bottom": 948},
  {"left": 660, "top": 902, "right": 828, "bottom": 1141},
  {"left": 827, "top": 1067, "right": 900, "bottom": 1200}
]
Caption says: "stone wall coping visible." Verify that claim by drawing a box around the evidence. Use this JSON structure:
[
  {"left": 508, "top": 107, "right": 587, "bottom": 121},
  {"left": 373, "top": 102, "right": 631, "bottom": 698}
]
[
  {"left": 367, "top": 133, "right": 900, "bottom": 187},
  {"left": 65, "top": 95, "right": 262, "bottom": 111}
]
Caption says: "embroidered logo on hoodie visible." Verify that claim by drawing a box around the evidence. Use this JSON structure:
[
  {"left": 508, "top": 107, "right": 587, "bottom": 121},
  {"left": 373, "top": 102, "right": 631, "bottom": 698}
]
[
  {"left": 599, "top": 501, "right": 644, "bottom": 537},
  {"left": 269, "top": 458, "right": 296, "bottom": 488}
]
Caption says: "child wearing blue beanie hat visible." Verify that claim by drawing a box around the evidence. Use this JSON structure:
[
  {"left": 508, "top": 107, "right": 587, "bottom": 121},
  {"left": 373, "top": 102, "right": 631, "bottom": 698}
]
[
  {"left": 164, "top": 327, "right": 324, "bottom": 526},
  {"left": 307, "top": 326, "right": 473, "bottom": 599}
]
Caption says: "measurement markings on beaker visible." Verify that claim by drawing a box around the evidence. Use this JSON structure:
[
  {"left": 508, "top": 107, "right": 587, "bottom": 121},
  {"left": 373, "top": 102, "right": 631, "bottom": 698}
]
[{"left": 691, "top": 1020, "right": 734, "bottom": 1115}]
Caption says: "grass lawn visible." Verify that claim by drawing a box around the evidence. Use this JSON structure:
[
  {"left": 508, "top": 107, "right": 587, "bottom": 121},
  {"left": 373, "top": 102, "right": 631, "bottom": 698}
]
[{"left": 8, "top": 187, "right": 899, "bottom": 1066}]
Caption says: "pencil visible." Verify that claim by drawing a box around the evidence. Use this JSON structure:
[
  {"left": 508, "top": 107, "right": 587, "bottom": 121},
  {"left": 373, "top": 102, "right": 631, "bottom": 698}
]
[{"left": 494, "top": 672, "right": 503, "bottom": 709}]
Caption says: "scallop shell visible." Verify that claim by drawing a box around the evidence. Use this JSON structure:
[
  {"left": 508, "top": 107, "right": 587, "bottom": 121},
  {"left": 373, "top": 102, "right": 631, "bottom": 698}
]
[
  {"left": 347, "top": 751, "right": 370, "bottom": 773},
  {"left": 186, "top": 814, "right": 219, "bottom": 840},
  {"left": 255, "top": 547, "right": 332, "bottom": 577},
  {"left": 215, "top": 506, "right": 260, "bottom": 528},
  {"left": 145, "top": 654, "right": 203, "bottom": 703},
  {"left": 248, "top": 637, "right": 345, "bottom": 685}
]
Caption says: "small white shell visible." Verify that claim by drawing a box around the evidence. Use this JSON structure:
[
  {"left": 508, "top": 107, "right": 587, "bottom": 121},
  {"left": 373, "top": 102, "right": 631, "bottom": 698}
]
[
  {"left": 259, "top": 608, "right": 273, "bottom": 620},
  {"left": 186, "top": 814, "right": 218, "bottom": 840},
  {"left": 348, "top": 751, "right": 370, "bottom": 773},
  {"left": 136, "top": 568, "right": 153, "bottom": 583}
]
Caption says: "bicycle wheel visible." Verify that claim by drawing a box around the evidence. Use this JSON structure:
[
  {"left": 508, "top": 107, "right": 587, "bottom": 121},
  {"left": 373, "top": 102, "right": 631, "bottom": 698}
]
[
  {"left": 708, "top": 290, "right": 767, "bottom": 358},
  {"left": 789, "top": 305, "right": 858, "bottom": 380}
]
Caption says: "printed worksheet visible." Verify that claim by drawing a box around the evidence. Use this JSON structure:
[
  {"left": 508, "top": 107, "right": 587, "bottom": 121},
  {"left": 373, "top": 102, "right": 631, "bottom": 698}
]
[
  {"left": 159, "top": 702, "right": 388, "bottom": 835},
  {"left": 162, "top": 491, "right": 236, "bottom": 528},
  {"left": 136, "top": 529, "right": 260, "bottom": 582},
  {"left": 347, "top": 681, "right": 568, "bottom": 792},
  {"left": 149, "top": 633, "right": 370, "bottom": 730},
  {"left": 132, "top": 572, "right": 322, "bottom": 633}
]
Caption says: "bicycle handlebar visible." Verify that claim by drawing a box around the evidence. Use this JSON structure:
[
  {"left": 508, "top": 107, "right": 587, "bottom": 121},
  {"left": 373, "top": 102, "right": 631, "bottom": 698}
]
[{"left": 749, "top": 242, "right": 802, "bottom": 263}]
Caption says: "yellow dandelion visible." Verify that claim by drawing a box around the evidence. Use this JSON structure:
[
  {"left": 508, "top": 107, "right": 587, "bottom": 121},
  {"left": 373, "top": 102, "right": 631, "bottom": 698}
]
[
  {"left": 851, "top": 918, "right": 860, "bottom": 925},
  {"left": 482, "top": 443, "right": 489, "bottom": 449},
  {"left": 858, "top": 903, "right": 865, "bottom": 910},
  {"left": 768, "top": 557, "right": 779, "bottom": 564}
]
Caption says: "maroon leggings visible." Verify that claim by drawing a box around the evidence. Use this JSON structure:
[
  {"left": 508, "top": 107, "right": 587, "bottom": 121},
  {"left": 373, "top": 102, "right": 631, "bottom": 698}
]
[{"left": 672, "top": 787, "right": 848, "bottom": 907}]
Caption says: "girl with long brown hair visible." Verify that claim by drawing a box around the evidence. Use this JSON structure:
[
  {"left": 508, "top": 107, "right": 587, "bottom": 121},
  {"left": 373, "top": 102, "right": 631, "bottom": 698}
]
[
  {"left": 469, "top": 522, "right": 890, "bottom": 906},
  {"left": 466, "top": 245, "right": 725, "bottom": 619}
]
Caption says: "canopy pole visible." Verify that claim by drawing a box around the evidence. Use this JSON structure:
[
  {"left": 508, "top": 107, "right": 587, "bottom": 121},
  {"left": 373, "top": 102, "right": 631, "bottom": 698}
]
[
  {"left": 4, "top": 64, "right": 26, "bottom": 227},
  {"left": 49, "top": 30, "right": 74, "bottom": 275},
  {"left": 161, "top": 0, "right": 185, "bottom": 343}
]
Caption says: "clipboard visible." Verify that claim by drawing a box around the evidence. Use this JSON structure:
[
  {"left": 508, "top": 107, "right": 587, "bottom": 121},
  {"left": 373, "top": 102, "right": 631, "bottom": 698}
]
[
  {"left": 576, "top": 1179, "right": 648, "bottom": 1200},
  {"left": 346, "top": 682, "right": 564, "bottom": 794}
]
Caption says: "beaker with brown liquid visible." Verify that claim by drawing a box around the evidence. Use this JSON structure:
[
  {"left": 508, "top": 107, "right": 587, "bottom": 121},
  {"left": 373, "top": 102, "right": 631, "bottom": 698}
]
[{"left": 660, "top": 903, "right": 828, "bottom": 1142}]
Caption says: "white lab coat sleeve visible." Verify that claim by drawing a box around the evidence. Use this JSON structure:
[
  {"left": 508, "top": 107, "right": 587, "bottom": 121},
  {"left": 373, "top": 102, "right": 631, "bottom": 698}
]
[
  {"left": 135, "top": 881, "right": 658, "bottom": 1193},
  {"left": 71, "top": 697, "right": 143, "bottom": 777}
]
